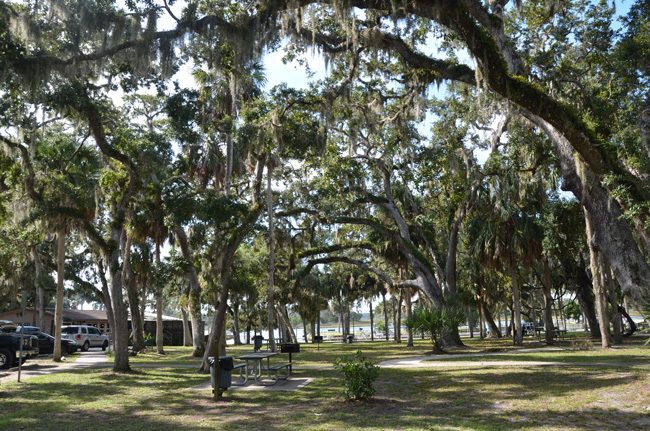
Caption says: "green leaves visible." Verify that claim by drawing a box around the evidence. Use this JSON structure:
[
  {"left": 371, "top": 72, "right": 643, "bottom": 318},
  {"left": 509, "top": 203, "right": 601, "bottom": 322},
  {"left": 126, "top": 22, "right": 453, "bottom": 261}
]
[
  {"left": 405, "top": 305, "right": 463, "bottom": 352},
  {"left": 334, "top": 351, "right": 379, "bottom": 401}
]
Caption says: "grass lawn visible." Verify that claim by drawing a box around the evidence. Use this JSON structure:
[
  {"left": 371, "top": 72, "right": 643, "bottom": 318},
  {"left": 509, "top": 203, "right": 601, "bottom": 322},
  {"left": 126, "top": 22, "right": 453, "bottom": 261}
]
[{"left": 1, "top": 339, "right": 649, "bottom": 430}]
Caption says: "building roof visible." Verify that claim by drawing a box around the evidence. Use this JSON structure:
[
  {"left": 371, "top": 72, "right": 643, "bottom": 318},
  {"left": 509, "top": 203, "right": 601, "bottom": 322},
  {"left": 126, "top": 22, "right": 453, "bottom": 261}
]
[
  {"left": 60, "top": 309, "right": 108, "bottom": 321},
  {"left": 0, "top": 309, "right": 181, "bottom": 322}
]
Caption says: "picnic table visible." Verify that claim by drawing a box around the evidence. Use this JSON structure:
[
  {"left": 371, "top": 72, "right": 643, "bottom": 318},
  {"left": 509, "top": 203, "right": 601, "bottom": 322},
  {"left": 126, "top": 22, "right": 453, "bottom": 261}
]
[
  {"left": 237, "top": 351, "right": 277, "bottom": 382},
  {"left": 535, "top": 327, "right": 568, "bottom": 341},
  {"left": 237, "top": 345, "right": 299, "bottom": 384},
  {"left": 237, "top": 351, "right": 289, "bottom": 383}
]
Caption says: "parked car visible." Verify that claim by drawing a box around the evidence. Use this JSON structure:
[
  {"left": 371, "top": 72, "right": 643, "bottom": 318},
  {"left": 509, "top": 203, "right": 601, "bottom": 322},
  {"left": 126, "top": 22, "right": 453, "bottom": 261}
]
[
  {"left": 0, "top": 324, "right": 40, "bottom": 334},
  {"left": 0, "top": 332, "right": 39, "bottom": 369},
  {"left": 33, "top": 331, "right": 79, "bottom": 355},
  {"left": 61, "top": 325, "right": 109, "bottom": 351},
  {"left": 14, "top": 325, "right": 41, "bottom": 335}
]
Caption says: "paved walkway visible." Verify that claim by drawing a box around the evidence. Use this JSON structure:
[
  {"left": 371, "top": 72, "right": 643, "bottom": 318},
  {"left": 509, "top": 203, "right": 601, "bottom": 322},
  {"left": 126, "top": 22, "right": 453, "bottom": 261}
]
[
  {"left": 378, "top": 347, "right": 650, "bottom": 369},
  {"left": 0, "top": 350, "right": 109, "bottom": 384},
  {"left": 192, "top": 377, "right": 314, "bottom": 392}
]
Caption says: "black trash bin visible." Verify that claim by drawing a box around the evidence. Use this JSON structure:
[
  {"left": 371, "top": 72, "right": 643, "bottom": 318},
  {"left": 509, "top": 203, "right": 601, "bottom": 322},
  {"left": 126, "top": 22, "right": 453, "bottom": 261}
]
[
  {"left": 252, "top": 335, "right": 264, "bottom": 351},
  {"left": 208, "top": 356, "right": 234, "bottom": 390}
]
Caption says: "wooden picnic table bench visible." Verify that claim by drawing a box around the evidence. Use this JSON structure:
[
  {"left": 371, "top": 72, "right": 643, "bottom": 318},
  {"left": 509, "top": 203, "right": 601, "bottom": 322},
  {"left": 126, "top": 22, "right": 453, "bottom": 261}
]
[
  {"left": 535, "top": 327, "right": 568, "bottom": 341},
  {"left": 268, "top": 362, "right": 291, "bottom": 381},
  {"left": 236, "top": 344, "right": 301, "bottom": 385}
]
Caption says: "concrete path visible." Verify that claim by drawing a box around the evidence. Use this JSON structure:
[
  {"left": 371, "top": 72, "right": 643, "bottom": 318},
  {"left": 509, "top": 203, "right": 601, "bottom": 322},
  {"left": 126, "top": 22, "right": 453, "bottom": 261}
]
[
  {"left": 378, "top": 347, "right": 563, "bottom": 368},
  {"left": 192, "top": 377, "right": 314, "bottom": 392},
  {"left": 378, "top": 347, "right": 650, "bottom": 369},
  {"left": 0, "top": 349, "right": 109, "bottom": 384}
]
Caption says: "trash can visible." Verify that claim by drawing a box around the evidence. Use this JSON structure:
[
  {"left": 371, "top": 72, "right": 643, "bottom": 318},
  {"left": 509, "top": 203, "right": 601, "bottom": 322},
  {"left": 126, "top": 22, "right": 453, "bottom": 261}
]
[
  {"left": 346, "top": 335, "right": 354, "bottom": 343},
  {"left": 208, "top": 356, "right": 234, "bottom": 390},
  {"left": 253, "top": 335, "right": 264, "bottom": 351}
]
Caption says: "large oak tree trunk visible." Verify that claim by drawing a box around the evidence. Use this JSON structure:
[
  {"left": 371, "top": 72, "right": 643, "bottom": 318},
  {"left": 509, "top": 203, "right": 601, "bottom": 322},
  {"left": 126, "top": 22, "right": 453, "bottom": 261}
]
[
  {"left": 266, "top": 163, "right": 276, "bottom": 351},
  {"left": 585, "top": 211, "right": 611, "bottom": 349},
  {"left": 123, "top": 234, "right": 145, "bottom": 353},
  {"left": 467, "top": 306, "right": 474, "bottom": 338},
  {"left": 232, "top": 303, "right": 242, "bottom": 345},
  {"left": 97, "top": 258, "right": 115, "bottom": 349},
  {"left": 382, "top": 290, "right": 389, "bottom": 340},
  {"left": 155, "top": 246, "right": 164, "bottom": 355},
  {"left": 510, "top": 257, "right": 523, "bottom": 346},
  {"left": 478, "top": 302, "right": 485, "bottom": 339},
  {"left": 276, "top": 305, "right": 296, "bottom": 344},
  {"left": 174, "top": 226, "right": 205, "bottom": 357},
  {"left": 53, "top": 227, "right": 65, "bottom": 362},
  {"left": 391, "top": 296, "right": 398, "bottom": 342},
  {"left": 481, "top": 301, "right": 502, "bottom": 339},
  {"left": 405, "top": 290, "right": 413, "bottom": 347},
  {"left": 369, "top": 299, "right": 375, "bottom": 341},
  {"left": 32, "top": 247, "right": 46, "bottom": 330},
  {"left": 574, "top": 256, "right": 601, "bottom": 337},
  {"left": 301, "top": 316, "right": 308, "bottom": 342},
  {"left": 540, "top": 260, "right": 557, "bottom": 344},
  {"left": 155, "top": 288, "right": 164, "bottom": 354},
  {"left": 106, "top": 227, "right": 130, "bottom": 372},
  {"left": 536, "top": 119, "right": 650, "bottom": 305},
  {"left": 605, "top": 269, "right": 623, "bottom": 345},
  {"left": 201, "top": 276, "right": 231, "bottom": 375},
  {"left": 395, "top": 292, "right": 403, "bottom": 342},
  {"left": 181, "top": 305, "right": 192, "bottom": 347}
]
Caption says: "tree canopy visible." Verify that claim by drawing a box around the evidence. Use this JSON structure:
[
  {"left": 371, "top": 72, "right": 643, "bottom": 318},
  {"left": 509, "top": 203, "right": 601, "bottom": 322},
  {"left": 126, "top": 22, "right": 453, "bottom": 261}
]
[{"left": 1, "top": 0, "right": 648, "bottom": 372}]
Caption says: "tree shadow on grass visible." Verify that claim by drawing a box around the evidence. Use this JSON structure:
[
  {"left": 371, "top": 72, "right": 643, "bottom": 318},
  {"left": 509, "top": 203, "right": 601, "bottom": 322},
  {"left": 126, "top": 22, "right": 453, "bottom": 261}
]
[
  {"left": 305, "top": 367, "right": 649, "bottom": 431},
  {"left": 185, "top": 367, "right": 649, "bottom": 431},
  {"left": 3, "top": 364, "right": 648, "bottom": 431}
]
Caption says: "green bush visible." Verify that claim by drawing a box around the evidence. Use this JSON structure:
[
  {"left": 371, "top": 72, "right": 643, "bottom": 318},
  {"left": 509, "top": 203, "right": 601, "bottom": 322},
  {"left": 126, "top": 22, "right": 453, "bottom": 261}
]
[
  {"left": 144, "top": 332, "right": 155, "bottom": 347},
  {"left": 334, "top": 351, "right": 379, "bottom": 401},
  {"left": 405, "top": 305, "right": 464, "bottom": 353}
]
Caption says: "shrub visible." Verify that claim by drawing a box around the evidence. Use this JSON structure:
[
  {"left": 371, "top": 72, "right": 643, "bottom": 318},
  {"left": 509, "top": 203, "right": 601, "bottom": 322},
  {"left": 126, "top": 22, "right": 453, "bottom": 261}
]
[
  {"left": 334, "top": 351, "right": 379, "bottom": 401},
  {"left": 405, "top": 305, "right": 464, "bottom": 353},
  {"left": 144, "top": 332, "right": 155, "bottom": 347}
]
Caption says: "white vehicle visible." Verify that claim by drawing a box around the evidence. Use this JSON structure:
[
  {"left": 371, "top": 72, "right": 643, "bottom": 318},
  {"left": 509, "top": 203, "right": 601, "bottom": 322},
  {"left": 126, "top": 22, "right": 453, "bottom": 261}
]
[{"left": 61, "top": 325, "right": 109, "bottom": 351}]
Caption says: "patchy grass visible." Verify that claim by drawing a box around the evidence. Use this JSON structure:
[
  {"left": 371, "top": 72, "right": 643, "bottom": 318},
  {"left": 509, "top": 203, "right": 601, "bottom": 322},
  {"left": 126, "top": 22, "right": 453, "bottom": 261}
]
[
  {"left": 116, "top": 346, "right": 200, "bottom": 365},
  {"left": 1, "top": 339, "right": 649, "bottom": 430},
  {"left": 121, "top": 340, "right": 441, "bottom": 368},
  {"left": 428, "top": 348, "right": 650, "bottom": 367}
]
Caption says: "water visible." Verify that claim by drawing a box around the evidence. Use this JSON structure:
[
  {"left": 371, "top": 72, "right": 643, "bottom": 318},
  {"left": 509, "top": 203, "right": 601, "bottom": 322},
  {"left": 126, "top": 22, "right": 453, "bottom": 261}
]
[{"left": 226, "top": 325, "right": 392, "bottom": 344}]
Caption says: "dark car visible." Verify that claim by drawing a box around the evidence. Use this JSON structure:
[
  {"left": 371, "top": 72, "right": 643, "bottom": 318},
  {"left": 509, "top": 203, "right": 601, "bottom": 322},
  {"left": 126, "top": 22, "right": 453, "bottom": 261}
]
[
  {"left": 15, "top": 325, "right": 41, "bottom": 335},
  {"left": 0, "top": 332, "right": 39, "bottom": 369},
  {"left": 33, "top": 331, "right": 79, "bottom": 355},
  {"left": 0, "top": 324, "right": 40, "bottom": 334}
]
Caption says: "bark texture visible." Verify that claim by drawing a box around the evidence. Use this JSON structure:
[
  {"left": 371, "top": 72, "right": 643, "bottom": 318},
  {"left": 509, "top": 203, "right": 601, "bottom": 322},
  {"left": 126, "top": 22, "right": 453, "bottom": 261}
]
[
  {"left": 52, "top": 227, "right": 65, "bottom": 362},
  {"left": 174, "top": 226, "right": 205, "bottom": 357}
]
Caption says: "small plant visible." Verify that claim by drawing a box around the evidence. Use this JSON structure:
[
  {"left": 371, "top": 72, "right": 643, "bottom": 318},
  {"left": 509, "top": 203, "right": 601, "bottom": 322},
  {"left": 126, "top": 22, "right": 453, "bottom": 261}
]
[
  {"left": 334, "top": 351, "right": 379, "bottom": 401},
  {"left": 406, "top": 305, "right": 464, "bottom": 353},
  {"left": 144, "top": 332, "right": 155, "bottom": 347}
]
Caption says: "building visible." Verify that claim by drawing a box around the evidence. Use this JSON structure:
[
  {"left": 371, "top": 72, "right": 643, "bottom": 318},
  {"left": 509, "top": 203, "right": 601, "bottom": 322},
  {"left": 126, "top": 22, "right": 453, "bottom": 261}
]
[{"left": 0, "top": 308, "right": 190, "bottom": 346}]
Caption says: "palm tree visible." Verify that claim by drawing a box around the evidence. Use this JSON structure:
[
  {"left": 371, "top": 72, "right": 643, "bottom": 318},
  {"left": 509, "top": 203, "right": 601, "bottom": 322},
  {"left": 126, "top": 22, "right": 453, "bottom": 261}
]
[{"left": 468, "top": 177, "right": 543, "bottom": 345}]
